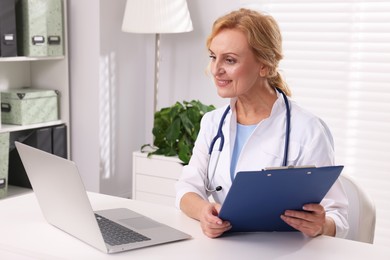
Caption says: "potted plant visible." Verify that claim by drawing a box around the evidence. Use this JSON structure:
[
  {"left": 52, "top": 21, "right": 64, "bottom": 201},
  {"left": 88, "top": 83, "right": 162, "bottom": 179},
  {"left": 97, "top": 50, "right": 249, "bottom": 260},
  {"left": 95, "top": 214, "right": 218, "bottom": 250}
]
[{"left": 141, "top": 100, "right": 215, "bottom": 164}]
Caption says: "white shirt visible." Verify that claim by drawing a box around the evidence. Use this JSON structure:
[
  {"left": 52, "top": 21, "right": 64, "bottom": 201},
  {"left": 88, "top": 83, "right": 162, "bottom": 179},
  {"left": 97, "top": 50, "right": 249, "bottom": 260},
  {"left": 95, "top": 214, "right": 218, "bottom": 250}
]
[{"left": 175, "top": 92, "right": 349, "bottom": 238}]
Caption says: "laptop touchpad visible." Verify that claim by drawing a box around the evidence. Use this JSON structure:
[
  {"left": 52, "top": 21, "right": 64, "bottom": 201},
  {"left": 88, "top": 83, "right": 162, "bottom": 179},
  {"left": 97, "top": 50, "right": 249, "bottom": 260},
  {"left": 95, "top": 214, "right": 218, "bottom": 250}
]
[{"left": 119, "top": 217, "right": 162, "bottom": 230}]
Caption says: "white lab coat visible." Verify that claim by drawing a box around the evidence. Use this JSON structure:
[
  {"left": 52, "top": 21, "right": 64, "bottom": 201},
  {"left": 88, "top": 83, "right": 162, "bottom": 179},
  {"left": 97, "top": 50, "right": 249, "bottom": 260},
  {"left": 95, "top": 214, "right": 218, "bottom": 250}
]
[{"left": 175, "top": 92, "right": 349, "bottom": 238}]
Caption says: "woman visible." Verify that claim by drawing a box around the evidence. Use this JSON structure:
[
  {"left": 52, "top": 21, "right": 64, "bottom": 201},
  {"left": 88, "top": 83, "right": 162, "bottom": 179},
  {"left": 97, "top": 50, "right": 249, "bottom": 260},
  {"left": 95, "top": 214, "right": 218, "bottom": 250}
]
[{"left": 175, "top": 8, "right": 348, "bottom": 239}]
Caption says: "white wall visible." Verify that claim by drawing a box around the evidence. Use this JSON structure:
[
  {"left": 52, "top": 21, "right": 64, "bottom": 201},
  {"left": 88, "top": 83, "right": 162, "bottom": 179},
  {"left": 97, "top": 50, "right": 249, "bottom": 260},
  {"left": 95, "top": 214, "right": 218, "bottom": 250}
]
[
  {"left": 157, "top": 0, "right": 240, "bottom": 110},
  {"left": 67, "top": 0, "right": 101, "bottom": 192},
  {"left": 68, "top": 0, "right": 153, "bottom": 197}
]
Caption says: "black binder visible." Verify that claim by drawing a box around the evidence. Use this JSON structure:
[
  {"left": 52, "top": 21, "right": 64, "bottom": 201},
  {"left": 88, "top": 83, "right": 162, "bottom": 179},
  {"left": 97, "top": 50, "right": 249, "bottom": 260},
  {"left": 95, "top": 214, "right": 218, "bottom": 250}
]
[
  {"left": 52, "top": 124, "right": 67, "bottom": 158},
  {"left": 8, "top": 124, "right": 67, "bottom": 188},
  {"left": 0, "top": 0, "right": 18, "bottom": 57}
]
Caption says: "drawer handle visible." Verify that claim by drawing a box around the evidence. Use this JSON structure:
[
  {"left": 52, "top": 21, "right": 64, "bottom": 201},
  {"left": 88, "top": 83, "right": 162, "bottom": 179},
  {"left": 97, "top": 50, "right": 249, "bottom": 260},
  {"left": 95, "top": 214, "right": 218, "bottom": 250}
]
[{"left": 1, "top": 103, "right": 11, "bottom": 112}]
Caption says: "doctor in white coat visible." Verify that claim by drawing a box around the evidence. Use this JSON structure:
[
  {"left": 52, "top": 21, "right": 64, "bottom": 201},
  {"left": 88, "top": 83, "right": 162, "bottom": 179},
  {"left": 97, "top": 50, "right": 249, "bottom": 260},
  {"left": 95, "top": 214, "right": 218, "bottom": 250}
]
[{"left": 175, "top": 8, "right": 348, "bottom": 239}]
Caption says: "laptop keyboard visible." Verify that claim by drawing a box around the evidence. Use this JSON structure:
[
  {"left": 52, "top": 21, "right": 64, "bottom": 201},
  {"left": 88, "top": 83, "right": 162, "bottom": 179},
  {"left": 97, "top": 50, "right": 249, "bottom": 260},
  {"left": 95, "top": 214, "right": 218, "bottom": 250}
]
[{"left": 95, "top": 214, "right": 151, "bottom": 246}]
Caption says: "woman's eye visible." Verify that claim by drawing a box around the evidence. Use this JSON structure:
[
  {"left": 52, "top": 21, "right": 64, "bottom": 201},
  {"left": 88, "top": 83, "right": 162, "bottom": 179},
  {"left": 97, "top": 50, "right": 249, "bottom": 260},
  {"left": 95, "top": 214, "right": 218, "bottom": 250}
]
[
  {"left": 226, "top": 58, "right": 235, "bottom": 64},
  {"left": 209, "top": 55, "right": 216, "bottom": 61}
]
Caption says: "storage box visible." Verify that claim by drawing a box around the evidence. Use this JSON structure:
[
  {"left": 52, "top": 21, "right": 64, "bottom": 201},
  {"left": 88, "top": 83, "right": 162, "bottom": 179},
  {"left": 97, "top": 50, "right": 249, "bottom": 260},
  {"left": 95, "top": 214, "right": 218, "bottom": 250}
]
[
  {"left": 16, "top": 0, "right": 64, "bottom": 57},
  {"left": 0, "top": 132, "right": 10, "bottom": 199},
  {"left": 1, "top": 88, "right": 59, "bottom": 125}
]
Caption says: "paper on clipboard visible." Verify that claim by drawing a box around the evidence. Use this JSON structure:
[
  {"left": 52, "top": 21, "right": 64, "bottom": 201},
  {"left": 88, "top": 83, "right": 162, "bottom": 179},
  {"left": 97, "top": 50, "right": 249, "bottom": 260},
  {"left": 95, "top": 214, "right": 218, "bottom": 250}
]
[{"left": 218, "top": 165, "right": 344, "bottom": 232}]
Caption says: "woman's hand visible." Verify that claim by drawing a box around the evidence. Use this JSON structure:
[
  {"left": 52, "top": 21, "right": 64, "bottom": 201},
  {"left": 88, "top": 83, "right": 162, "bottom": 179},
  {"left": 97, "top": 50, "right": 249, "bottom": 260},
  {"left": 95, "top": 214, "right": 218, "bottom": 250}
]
[
  {"left": 179, "top": 193, "right": 231, "bottom": 238},
  {"left": 199, "top": 203, "right": 231, "bottom": 238},
  {"left": 280, "top": 203, "right": 335, "bottom": 237}
]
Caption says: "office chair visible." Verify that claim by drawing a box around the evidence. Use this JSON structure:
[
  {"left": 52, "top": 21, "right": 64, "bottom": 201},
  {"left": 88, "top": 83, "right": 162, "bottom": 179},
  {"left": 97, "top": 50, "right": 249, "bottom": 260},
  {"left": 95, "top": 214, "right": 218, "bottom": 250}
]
[{"left": 340, "top": 174, "right": 376, "bottom": 244}]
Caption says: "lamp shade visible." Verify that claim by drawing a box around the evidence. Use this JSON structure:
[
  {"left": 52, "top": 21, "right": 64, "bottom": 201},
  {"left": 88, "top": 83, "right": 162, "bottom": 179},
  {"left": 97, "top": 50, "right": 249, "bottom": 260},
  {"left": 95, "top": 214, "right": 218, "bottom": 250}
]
[{"left": 122, "top": 0, "right": 193, "bottom": 34}]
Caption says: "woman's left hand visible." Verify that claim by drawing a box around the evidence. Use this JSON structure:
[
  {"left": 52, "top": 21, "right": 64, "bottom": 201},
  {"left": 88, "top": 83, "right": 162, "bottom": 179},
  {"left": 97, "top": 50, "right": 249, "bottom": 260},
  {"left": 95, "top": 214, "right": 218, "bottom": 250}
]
[{"left": 280, "top": 203, "right": 335, "bottom": 237}]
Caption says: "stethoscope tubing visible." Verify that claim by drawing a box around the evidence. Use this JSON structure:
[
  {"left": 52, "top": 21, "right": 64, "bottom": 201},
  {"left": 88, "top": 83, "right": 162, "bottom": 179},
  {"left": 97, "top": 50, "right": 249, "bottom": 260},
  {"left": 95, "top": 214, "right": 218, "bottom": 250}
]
[
  {"left": 206, "top": 88, "right": 291, "bottom": 192},
  {"left": 280, "top": 90, "right": 291, "bottom": 167},
  {"left": 208, "top": 105, "right": 231, "bottom": 155}
]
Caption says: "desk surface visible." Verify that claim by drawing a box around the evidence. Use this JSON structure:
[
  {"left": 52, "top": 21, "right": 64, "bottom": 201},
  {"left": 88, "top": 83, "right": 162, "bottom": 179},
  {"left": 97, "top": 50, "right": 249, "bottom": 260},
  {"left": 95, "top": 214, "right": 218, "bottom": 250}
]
[{"left": 1, "top": 192, "right": 389, "bottom": 260}]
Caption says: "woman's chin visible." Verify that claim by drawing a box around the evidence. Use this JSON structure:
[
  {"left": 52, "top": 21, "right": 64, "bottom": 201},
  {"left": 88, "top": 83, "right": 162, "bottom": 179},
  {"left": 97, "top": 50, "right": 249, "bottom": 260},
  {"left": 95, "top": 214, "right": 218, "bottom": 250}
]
[{"left": 216, "top": 89, "right": 234, "bottom": 99}]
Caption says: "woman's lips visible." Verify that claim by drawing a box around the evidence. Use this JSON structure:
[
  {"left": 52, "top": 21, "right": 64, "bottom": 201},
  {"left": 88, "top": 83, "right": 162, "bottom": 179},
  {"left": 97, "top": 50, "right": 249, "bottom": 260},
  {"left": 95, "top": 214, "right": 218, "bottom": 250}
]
[{"left": 215, "top": 79, "right": 231, "bottom": 87}]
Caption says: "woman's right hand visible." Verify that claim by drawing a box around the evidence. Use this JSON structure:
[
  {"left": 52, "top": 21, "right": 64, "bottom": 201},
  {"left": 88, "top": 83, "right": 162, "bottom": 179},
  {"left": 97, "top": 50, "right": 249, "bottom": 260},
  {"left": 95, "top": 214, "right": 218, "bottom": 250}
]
[{"left": 199, "top": 203, "right": 232, "bottom": 238}]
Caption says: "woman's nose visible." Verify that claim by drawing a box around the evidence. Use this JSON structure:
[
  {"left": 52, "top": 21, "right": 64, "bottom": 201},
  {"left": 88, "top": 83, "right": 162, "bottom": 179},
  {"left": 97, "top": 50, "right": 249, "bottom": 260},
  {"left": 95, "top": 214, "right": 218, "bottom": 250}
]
[{"left": 211, "top": 60, "right": 225, "bottom": 76}]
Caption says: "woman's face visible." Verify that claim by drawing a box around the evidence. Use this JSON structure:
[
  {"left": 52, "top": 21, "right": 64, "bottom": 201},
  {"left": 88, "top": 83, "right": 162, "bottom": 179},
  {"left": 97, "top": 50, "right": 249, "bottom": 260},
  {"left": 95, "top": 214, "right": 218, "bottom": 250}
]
[{"left": 209, "top": 28, "right": 265, "bottom": 99}]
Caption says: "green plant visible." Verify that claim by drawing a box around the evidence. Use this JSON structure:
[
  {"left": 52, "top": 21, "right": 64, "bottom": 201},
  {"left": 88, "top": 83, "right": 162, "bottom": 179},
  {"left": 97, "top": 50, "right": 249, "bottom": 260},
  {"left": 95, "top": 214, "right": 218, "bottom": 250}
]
[{"left": 141, "top": 100, "right": 215, "bottom": 164}]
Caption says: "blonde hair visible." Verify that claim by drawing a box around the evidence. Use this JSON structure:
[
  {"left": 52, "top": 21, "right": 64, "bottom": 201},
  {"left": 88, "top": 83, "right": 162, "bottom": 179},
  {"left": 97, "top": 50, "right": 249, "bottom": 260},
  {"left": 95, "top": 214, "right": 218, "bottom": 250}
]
[{"left": 206, "top": 8, "right": 291, "bottom": 96}]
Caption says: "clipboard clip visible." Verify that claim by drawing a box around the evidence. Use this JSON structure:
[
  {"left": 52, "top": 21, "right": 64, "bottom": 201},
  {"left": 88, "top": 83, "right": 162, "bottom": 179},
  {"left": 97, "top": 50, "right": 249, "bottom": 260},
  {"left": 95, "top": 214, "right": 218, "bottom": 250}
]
[
  {"left": 264, "top": 165, "right": 315, "bottom": 171},
  {"left": 264, "top": 165, "right": 316, "bottom": 176}
]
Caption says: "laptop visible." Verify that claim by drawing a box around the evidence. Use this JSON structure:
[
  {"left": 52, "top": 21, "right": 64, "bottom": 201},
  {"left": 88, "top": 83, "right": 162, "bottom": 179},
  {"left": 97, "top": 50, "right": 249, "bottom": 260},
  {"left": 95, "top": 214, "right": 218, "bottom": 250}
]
[
  {"left": 219, "top": 165, "right": 343, "bottom": 232},
  {"left": 15, "top": 142, "right": 191, "bottom": 254}
]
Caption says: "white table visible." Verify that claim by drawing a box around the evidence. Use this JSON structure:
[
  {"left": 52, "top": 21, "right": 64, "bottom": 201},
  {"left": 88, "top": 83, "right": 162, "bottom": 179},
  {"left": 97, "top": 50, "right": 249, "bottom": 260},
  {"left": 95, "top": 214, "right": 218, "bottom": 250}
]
[{"left": 1, "top": 192, "right": 389, "bottom": 259}]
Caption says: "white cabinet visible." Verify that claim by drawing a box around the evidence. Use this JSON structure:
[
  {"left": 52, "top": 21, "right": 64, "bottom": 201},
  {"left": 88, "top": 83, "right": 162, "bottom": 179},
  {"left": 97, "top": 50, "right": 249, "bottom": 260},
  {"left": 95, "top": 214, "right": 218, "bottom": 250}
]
[{"left": 132, "top": 151, "right": 183, "bottom": 207}]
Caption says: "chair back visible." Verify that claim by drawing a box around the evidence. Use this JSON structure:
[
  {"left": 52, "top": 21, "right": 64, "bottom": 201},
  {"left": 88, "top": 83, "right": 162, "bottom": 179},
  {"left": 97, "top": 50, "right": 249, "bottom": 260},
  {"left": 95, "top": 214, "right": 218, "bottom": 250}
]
[{"left": 340, "top": 174, "right": 376, "bottom": 243}]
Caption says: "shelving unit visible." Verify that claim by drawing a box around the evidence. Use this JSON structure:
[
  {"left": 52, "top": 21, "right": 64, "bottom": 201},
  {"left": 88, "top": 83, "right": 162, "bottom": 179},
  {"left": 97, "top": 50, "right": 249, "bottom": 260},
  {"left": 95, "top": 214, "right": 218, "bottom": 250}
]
[
  {"left": 0, "top": 0, "right": 69, "bottom": 198},
  {"left": 0, "top": 0, "right": 70, "bottom": 136},
  {"left": 0, "top": 56, "right": 70, "bottom": 138}
]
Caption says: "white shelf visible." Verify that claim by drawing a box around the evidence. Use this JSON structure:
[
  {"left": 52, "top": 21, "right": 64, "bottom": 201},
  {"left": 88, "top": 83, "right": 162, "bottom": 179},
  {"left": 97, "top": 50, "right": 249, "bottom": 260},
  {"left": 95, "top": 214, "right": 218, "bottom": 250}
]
[
  {"left": 4, "top": 185, "right": 32, "bottom": 199},
  {"left": 0, "top": 120, "right": 64, "bottom": 133},
  {"left": 0, "top": 56, "right": 65, "bottom": 62}
]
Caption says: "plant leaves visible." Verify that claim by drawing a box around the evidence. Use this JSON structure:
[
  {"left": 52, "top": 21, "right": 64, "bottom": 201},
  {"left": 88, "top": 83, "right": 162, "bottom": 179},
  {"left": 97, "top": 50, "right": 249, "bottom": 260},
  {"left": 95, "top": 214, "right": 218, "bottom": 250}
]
[{"left": 146, "top": 100, "right": 215, "bottom": 165}]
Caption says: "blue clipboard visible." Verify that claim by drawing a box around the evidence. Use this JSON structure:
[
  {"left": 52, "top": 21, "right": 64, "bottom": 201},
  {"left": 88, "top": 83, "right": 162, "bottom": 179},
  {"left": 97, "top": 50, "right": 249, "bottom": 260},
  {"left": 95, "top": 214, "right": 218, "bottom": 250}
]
[{"left": 218, "top": 165, "right": 344, "bottom": 232}]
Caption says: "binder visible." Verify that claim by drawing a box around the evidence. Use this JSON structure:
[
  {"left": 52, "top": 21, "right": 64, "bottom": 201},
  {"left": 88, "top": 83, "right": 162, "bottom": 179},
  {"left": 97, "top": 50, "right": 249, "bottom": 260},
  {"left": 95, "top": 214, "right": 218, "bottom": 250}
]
[
  {"left": 52, "top": 124, "right": 67, "bottom": 158},
  {"left": 219, "top": 165, "right": 344, "bottom": 232},
  {"left": 8, "top": 124, "right": 67, "bottom": 188},
  {"left": 16, "top": 0, "right": 64, "bottom": 57},
  {"left": 0, "top": 0, "right": 18, "bottom": 57},
  {"left": 9, "top": 126, "right": 52, "bottom": 188},
  {"left": 16, "top": 0, "right": 47, "bottom": 56},
  {"left": 46, "top": 0, "right": 64, "bottom": 56}
]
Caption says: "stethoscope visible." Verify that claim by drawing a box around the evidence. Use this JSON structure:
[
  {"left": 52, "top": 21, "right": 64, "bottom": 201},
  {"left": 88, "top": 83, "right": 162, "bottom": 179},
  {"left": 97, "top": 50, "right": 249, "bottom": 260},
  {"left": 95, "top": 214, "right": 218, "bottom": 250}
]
[{"left": 205, "top": 88, "right": 291, "bottom": 192}]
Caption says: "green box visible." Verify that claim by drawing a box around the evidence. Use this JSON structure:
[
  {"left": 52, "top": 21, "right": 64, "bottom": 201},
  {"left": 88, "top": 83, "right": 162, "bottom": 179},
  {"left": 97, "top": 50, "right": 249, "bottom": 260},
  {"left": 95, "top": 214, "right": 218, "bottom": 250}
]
[
  {"left": 0, "top": 132, "right": 10, "bottom": 199},
  {"left": 17, "top": 0, "right": 64, "bottom": 57},
  {"left": 1, "top": 88, "right": 59, "bottom": 125}
]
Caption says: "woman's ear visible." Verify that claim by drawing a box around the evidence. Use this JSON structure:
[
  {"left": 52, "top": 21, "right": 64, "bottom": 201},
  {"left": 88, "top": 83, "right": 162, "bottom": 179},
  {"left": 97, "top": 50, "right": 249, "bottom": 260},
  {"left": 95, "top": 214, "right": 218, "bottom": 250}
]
[{"left": 259, "top": 64, "right": 268, "bottom": 78}]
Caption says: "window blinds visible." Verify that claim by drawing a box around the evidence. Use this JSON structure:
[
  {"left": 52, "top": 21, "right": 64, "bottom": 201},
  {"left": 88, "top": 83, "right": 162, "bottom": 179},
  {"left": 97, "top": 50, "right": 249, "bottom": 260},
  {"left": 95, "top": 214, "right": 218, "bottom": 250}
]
[{"left": 241, "top": 0, "right": 390, "bottom": 246}]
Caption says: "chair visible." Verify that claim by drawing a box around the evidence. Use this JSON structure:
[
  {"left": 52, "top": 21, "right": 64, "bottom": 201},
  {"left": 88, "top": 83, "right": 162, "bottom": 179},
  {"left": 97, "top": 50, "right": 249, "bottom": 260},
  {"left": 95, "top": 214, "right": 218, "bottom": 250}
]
[{"left": 339, "top": 174, "right": 376, "bottom": 243}]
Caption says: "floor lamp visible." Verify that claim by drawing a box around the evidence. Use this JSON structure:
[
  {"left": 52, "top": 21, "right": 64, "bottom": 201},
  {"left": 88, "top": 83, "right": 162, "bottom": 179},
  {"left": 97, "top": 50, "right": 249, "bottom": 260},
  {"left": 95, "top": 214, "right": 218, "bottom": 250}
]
[{"left": 121, "top": 0, "right": 193, "bottom": 113}]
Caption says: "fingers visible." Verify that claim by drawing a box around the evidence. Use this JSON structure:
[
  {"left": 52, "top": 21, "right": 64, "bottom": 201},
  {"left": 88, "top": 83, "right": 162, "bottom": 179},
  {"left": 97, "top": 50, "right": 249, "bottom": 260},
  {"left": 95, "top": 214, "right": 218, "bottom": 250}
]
[
  {"left": 201, "top": 217, "right": 231, "bottom": 238},
  {"left": 200, "top": 203, "right": 231, "bottom": 238},
  {"left": 280, "top": 204, "right": 325, "bottom": 237}
]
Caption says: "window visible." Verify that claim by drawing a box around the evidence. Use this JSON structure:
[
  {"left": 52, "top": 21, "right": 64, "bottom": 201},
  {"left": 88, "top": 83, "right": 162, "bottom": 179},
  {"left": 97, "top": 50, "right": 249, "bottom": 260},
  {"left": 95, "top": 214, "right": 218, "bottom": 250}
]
[{"left": 242, "top": 0, "right": 390, "bottom": 245}]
